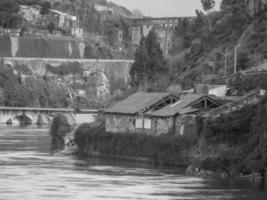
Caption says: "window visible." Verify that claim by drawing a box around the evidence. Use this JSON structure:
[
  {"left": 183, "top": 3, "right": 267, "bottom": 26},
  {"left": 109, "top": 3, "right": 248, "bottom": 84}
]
[
  {"left": 135, "top": 118, "right": 143, "bottom": 128},
  {"left": 144, "top": 118, "right": 152, "bottom": 129}
]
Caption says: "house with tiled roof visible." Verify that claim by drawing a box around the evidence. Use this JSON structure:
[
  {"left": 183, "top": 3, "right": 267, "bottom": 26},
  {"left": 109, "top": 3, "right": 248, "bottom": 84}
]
[
  {"left": 104, "top": 92, "right": 178, "bottom": 133},
  {"left": 104, "top": 92, "right": 222, "bottom": 135},
  {"left": 148, "top": 95, "right": 221, "bottom": 135}
]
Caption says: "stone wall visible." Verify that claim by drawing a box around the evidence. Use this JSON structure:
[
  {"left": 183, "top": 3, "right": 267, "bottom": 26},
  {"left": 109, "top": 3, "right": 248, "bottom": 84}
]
[
  {"left": 0, "top": 35, "right": 85, "bottom": 59},
  {"left": 2, "top": 57, "right": 133, "bottom": 102}
]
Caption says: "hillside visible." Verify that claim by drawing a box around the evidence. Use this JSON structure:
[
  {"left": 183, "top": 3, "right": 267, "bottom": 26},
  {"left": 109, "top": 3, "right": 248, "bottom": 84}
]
[
  {"left": 10, "top": 0, "right": 135, "bottom": 59},
  {"left": 168, "top": 0, "right": 267, "bottom": 89}
]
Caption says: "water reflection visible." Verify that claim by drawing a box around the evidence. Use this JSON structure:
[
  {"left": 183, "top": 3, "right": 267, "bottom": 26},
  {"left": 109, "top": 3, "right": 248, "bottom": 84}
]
[{"left": 0, "top": 127, "right": 267, "bottom": 200}]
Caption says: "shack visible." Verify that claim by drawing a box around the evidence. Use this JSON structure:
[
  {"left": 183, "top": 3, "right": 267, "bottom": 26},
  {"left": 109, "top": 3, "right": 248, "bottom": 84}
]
[
  {"left": 148, "top": 95, "right": 222, "bottom": 135},
  {"left": 104, "top": 92, "right": 178, "bottom": 133}
]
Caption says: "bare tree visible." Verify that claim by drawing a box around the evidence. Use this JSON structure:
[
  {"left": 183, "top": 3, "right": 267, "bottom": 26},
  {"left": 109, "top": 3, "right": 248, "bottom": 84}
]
[{"left": 201, "top": 0, "right": 215, "bottom": 31}]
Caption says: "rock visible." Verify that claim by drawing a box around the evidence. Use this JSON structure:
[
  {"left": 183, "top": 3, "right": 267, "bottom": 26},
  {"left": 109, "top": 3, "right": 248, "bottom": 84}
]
[{"left": 50, "top": 113, "right": 76, "bottom": 152}]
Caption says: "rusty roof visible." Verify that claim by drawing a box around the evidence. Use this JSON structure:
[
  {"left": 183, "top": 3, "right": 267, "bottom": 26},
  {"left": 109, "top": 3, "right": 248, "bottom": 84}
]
[
  {"left": 149, "top": 94, "right": 204, "bottom": 117},
  {"left": 105, "top": 92, "right": 175, "bottom": 114}
]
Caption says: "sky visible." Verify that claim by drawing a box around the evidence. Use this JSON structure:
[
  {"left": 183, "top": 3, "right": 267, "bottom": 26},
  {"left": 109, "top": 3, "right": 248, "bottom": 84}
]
[{"left": 109, "top": 0, "right": 222, "bottom": 17}]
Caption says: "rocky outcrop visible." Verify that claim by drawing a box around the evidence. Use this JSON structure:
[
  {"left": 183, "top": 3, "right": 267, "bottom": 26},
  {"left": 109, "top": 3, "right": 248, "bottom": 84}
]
[
  {"left": 50, "top": 113, "right": 77, "bottom": 153},
  {"left": 2, "top": 57, "right": 133, "bottom": 104}
]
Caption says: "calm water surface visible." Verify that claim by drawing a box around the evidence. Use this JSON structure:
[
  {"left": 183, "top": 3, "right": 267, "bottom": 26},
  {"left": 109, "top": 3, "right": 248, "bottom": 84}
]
[{"left": 0, "top": 127, "right": 267, "bottom": 200}]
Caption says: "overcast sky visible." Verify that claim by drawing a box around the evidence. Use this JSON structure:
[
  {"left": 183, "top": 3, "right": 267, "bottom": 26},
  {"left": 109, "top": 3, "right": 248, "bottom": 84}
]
[{"left": 109, "top": 0, "right": 222, "bottom": 17}]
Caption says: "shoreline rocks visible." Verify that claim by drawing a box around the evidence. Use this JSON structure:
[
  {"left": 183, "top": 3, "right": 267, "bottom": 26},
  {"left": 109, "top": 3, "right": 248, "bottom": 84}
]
[{"left": 186, "top": 165, "right": 265, "bottom": 183}]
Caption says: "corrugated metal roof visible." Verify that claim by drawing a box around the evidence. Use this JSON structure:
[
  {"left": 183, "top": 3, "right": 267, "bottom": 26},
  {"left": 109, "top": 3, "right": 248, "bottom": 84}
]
[
  {"left": 150, "top": 94, "right": 202, "bottom": 117},
  {"left": 105, "top": 92, "right": 174, "bottom": 114}
]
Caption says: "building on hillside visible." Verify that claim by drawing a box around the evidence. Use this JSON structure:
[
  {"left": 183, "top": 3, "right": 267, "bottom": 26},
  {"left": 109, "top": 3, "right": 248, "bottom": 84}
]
[
  {"left": 246, "top": 0, "right": 267, "bottom": 16},
  {"left": 180, "top": 89, "right": 194, "bottom": 99},
  {"left": 94, "top": 4, "right": 114, "bottom": 15},
  {"left": 195, "top": 84, "right": 228, "bottom": 97},
  {"left": 104, "top": 92, "right": 179, "bottom": 134},
  {"left": 20, "top": 5, "right": 41, "bottom": 23},
  {"left": 19, "top": 5, "right": 81, "bottom": 37},
  {"left": 208, "top": 85, "right": 227, "bottom": 97},
  {"left": 49, "top": 9, "right": 77, "bottom": 30},
  {"left": 148, "top": 95, "right": 222, "bottom": 135}
]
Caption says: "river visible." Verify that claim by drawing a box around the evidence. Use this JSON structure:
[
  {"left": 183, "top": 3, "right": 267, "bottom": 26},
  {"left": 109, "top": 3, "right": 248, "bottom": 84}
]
[{"left": 0, "top": 127, "right": 266, "bottom": 200}]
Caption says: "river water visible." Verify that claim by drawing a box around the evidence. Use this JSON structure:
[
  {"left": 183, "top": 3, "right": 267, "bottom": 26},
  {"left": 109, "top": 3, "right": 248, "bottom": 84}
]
[{"left": 0, "top": 127, "right": 267, "bottom": 200}]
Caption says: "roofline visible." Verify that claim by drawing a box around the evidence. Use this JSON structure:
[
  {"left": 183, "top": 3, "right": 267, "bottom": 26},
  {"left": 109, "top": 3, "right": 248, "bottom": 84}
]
[{"left": 104, "top": 94, "right": 178, "bottom": 115}]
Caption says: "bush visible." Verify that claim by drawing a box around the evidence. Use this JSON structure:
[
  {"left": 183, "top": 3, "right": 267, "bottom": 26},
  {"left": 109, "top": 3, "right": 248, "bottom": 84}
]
[
  {"left": 74, "top": 124, "right": 195, "bottom": 166},
  {"left": 201, "top": 104, "right": 256, "bottom": 145}
]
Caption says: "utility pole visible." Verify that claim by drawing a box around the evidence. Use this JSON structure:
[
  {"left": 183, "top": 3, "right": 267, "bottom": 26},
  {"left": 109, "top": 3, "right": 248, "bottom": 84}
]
[
  {"left": 224, "top": 51, "right": 227, "bottom": 77},
  {"left": 223, "top": 50, "right": 228, "bottom": 85},
  {"left": 234, "top": 46, "right": 237, "bottom": 74}
]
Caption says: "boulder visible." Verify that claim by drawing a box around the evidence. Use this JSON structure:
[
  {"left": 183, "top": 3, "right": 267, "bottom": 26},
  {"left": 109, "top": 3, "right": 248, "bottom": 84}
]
[{"left": 50, "top": 113, "right": 76, "bottom": 139}]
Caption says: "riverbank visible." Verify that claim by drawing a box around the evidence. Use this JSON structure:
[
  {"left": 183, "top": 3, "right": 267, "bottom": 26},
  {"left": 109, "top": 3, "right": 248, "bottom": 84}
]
[
  {"left": 74, "top": 123, "right": 195, "bottom": 167},
  {"left": 71, "top": 96, "right": 267, "bottom": 185},
  {"left": 4, "top": 126, "right": 267, "bottom": 200},
  {"left": 73, "top": 122, "right": 267, "bottom": 185}
]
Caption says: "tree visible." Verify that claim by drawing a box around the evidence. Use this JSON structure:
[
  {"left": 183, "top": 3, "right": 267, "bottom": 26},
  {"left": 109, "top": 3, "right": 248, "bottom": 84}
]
[
  {"left": 237, "top": 51, "right": 250, "bottom": 70},
  {"left": 0, "top": 0, "right": 22, "bottom": 28},
  {"left": 130, "top": 29, "right": 167, "bottom": 90},
  {"left": 47, "top": 22, "right": 56, "bottom": 34},
  {"left": 130, "top": 37, "right": 149, "bottom": 87},
  {"left": 201, "top": 0, "right": 215, "bottom": 31},
  {"left": 40, "top": 1, "right": 52, "bottom": 15}
]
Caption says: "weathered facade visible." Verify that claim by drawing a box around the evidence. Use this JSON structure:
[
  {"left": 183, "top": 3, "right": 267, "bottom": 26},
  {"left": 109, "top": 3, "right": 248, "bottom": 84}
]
[
  {"left": 104, "top": 92, "right": 179, "bottom": 134},
  {"left": 104, "top": 93, "right": 222, "bottom": 135},
  {"left": 148, "top": 95, "right": 221, "bottom": 135}
]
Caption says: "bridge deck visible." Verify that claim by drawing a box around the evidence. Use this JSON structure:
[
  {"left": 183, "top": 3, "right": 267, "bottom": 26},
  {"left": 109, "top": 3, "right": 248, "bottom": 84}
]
[
  {"left": 0, "top": 107, "right": 74, "bottom": 112},
  {"left": 0, "top": 107, "right": 101, "bottom": 113}
]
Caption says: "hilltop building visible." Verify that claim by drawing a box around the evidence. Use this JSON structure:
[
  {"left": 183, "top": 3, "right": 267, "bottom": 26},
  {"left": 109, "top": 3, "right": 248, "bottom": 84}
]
[{"left": 19, "top": 4, "right": 83, "bottom": 38}]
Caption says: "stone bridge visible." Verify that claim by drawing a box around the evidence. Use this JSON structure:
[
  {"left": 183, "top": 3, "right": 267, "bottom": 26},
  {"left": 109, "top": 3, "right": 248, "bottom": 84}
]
[
  {"left": 126, "top": 17, "right": 193, "bottom": 54},
  {"left": 0, "top": 107, "right": 74, "bottom": 125}
]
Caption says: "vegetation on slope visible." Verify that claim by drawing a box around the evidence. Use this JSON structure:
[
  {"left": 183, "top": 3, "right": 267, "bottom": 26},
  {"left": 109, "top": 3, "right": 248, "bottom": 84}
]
[
  {"left": 193, "top": 94, "right": 267, "bottom": 176},
  {"left": 0, "top": 63, "right": 71, "bottom": 107},
  {"left": 166, "top": 0, "right": 267, "bottom": 89}
]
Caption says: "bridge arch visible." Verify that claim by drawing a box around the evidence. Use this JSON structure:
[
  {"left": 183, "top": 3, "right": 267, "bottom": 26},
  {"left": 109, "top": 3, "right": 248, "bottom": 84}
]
[{"left": 15, "top": 114, "right": 32, "bottom": 125}]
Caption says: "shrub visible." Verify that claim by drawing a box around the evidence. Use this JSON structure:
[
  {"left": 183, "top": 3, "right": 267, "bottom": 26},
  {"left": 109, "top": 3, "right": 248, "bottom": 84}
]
[{"left": 74, "top": 124, "right": 195, "bottom": 166}]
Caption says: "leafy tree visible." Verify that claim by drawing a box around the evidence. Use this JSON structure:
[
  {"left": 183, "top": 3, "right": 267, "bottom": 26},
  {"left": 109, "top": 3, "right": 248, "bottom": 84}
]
[
  {"left": 201, "top": 0, "right": 215, "bottom": 31},
  {"left": 47, "top": 22, "right": 56, "bottom": 34},
  {"left": 237, "top": 51, "right": 250, "bottom": 70},
  {"left": 40, "top": 1, "right": 52, "bottom": 15},
  {"left": 0, "top": 0, "right": 22, "bottom": 28},
  {"left": 130, "top": 29, "right": 167, "bottom": 90},
  {"left": 220, "top": 0, "right": 249, "bottom": 33},
  {"left": 130, "top": 37, "right": 149, "bottom": 87}
]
